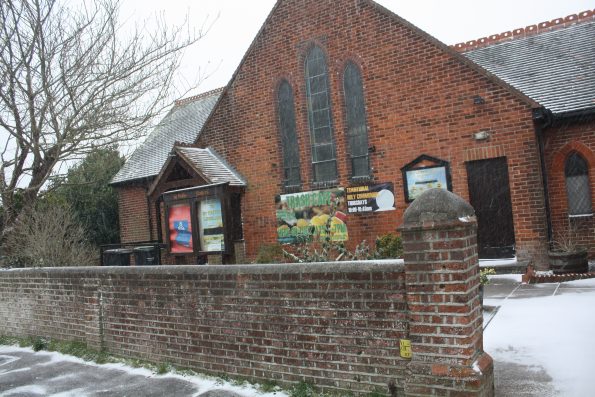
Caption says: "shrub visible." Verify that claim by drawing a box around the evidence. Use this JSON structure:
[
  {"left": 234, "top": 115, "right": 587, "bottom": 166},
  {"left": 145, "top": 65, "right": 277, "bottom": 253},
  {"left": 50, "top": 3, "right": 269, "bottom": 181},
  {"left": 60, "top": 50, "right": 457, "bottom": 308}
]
[
  {"left": 255, "top": 243, "right": 284, "bottom": 263},
  {"left": 480, "top": 268, "right": 496, "bottom": 285},
  {"left": 32, "top": 337, "right": 48, "bottom": 352},
  {"left": 375, "top": 233, "right": 403, "bottom": 259},
  {"left": 3, "top": 204, "right": 97, "bottom": 267}
]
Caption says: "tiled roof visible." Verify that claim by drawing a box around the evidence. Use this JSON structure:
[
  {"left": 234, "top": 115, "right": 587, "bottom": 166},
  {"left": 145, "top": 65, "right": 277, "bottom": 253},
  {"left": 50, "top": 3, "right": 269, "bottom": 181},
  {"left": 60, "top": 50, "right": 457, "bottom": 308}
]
[
  {"left": 176, "top": 147, "right": 246, "bottom": 187},
  {"left": 111, "top": 88, "right": 223, "bottom": 185},
  {"left": 463, "top": 20, "right": 595, "bottom": 115}
]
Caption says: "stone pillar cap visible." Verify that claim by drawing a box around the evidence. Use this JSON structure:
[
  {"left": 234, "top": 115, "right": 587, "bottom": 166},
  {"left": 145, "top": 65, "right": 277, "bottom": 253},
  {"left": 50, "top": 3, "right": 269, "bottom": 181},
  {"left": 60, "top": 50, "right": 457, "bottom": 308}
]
[{"left": 403, "top": 188, "right": 475, "bottom": 224}]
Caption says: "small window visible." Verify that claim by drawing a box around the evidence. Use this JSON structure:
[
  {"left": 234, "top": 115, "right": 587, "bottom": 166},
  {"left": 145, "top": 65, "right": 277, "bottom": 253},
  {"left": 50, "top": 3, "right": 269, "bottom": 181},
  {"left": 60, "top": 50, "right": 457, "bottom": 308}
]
[
  {"left": 343, "top": 62, "right": 370, "bottom": 178},
  {"left": 565, "top": 152, "right": 592, "bottom": 215},
  {"left": 277, "top": 80, "right": 301, "bottom": 188},
  {"left": 305, "top": 46, "right": 337, "bottom": 183}
]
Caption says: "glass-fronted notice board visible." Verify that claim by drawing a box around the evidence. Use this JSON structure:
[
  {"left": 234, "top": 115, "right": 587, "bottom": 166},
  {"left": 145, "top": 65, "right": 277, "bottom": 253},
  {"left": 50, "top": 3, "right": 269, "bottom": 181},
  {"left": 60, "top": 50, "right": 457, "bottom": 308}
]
[{"left": 199, "top": 198, "right": 225, "bottom": 252}]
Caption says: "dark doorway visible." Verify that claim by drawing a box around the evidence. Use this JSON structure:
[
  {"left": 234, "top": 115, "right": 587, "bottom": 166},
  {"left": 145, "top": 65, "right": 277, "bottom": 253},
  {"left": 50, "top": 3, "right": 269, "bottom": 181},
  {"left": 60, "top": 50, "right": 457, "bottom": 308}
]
[{"left": 466, "top": 157, "right": 516, "bottom": 259}]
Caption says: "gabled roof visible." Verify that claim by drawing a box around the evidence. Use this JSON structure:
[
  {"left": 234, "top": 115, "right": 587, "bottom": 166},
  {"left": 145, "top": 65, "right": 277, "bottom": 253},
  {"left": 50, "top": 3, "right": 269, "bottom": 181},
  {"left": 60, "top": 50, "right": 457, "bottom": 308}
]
[
  {"left": 147, "top": 145, "right": 246, "bottom": 198},
  {"left": 175, "top": 147, "right": 247, "bottom": 187},
  {"left": 111, "top": 88, "right": 223, "bottom": 185},
  {"left": 462, "top": 14, "right": 595, "bottom": 115},
  {"left": 197, "top": 0, "right": 540, "bottom": 137}
]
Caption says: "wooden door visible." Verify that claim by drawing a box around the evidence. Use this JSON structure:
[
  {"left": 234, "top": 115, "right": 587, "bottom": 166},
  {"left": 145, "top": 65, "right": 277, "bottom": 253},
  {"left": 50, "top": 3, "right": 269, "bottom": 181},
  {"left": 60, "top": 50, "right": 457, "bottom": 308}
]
[{"left": 466, "top": 158, "right": 516, "bottom": 259}]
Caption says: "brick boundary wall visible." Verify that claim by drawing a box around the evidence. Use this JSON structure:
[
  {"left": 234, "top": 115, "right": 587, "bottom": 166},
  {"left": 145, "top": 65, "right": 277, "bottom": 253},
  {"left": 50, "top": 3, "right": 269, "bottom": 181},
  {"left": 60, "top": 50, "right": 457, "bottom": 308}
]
[
  {"left": 0, "top": 262, "right": 409, "bottom": 394},
  {"left": 0, "top": 189, "right": 493, "bottom": 396},
  {"left": 400, "top": 189, "right": 494, "bottom": 396}
]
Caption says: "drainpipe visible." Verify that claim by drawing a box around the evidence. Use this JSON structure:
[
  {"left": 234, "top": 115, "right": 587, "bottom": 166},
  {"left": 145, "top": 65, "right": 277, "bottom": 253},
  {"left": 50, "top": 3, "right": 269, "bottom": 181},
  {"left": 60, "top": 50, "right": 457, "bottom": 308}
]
[
  {"left": 156, "top": 197, "right": 163, "bottom": 244},
  {"left": 146, "top": 188, "right": 154, "bottom": 241},
  {"left": 532, "top": 108, "right": 553, "bottom": 246}
]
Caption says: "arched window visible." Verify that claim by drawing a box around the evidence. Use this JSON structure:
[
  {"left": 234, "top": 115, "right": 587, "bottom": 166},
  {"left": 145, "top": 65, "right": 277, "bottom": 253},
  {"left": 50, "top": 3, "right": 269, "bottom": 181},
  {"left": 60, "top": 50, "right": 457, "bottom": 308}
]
[
  {"left": 343, "top": 62, "right": 369, "bottom": 178},
  {"left": 305, "top": 46, "right": 337, "bottom": 183},
  {"left": 277, "top": 80, "right": 301, "bottom": 188},
  {"left": 565, "top": 152, "right": 592, "bottom": 215}
]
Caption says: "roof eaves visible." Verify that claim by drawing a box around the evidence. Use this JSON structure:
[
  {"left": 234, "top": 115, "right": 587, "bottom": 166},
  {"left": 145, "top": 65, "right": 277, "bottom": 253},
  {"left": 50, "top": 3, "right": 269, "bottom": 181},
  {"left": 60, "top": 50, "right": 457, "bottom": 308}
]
[
  {"left": 206, "top": 147, "right": 248, "bottom": 187},
  {"left": 175, "top": 147, "right": 213, "bottom": 185},
  {"left": 109, "top": 175, "right": 155, "bottom": 188},
  {"left": 146, "top": 150, "right": 179, "bottom": 198},
  {"left": 552, "top": 106, "right": 595, "bottom": 120}
]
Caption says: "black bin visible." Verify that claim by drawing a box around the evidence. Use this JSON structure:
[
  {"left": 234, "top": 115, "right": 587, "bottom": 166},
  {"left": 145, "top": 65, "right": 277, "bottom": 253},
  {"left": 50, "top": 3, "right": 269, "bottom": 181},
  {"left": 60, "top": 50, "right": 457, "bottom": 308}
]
[
  {"left": 134, "top": 246, "right": 158, "bottom": 266},
  {"left": 102, "top": 248, "right": 133, "bottom": 266}
]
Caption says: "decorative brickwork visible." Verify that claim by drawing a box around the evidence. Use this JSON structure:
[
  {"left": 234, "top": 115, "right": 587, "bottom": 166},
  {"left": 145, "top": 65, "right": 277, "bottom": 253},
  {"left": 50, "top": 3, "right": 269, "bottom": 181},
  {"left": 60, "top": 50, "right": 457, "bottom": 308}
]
[
  {"left": 453, "top": 9, "right": 595, "bottom": 52},
  {"left": 523, "top": 265, "right": 595, "bottom": 284}
]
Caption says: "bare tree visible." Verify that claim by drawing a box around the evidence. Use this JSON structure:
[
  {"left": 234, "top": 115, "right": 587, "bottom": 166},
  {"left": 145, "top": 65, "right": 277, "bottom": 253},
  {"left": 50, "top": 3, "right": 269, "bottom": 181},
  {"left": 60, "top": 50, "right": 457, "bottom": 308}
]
[{"left": 0, "top": 0, "right": 206, "bottom": 230}]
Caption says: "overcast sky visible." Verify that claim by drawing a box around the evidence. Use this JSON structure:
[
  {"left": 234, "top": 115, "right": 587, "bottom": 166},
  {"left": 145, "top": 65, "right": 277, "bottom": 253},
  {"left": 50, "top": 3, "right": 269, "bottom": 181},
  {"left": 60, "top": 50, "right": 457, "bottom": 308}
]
[{"left": 118, "top": 0, "right": 594, "bottom": 96}]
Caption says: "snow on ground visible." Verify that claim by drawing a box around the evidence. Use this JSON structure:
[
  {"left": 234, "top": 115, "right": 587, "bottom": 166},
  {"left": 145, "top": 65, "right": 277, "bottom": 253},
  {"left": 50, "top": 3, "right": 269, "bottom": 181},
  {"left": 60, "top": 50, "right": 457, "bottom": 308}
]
[
  {"left": 488, "top": 274, "right": 523, "bottom": 283},
  {"left": 479, "top": 257, "right": 518, "bottom": 267},
  {"left": 484, "top": 278, "right": 595, "bottom": 397},
  {"left": 0, "top": 346, "right": 288, "bottom": 397}
]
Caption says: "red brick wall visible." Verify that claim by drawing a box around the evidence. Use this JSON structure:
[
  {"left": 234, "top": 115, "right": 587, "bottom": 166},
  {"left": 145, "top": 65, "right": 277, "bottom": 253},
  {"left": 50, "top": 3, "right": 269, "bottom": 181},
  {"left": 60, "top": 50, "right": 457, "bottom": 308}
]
[
  {"left": 400, "top": 190, "right": 494, "bottom": 396},
  {"left": 197, "top": 0, "right": 548, "bottom": 264},
  {"left": 545, "top": 119, "right": 595, "bottom": 258},
  {"left": 117, "top": 186, "right": 151, "bottom": 243},
  {"left": 0, "top": 263, "right": 409, "bottom": 394}
]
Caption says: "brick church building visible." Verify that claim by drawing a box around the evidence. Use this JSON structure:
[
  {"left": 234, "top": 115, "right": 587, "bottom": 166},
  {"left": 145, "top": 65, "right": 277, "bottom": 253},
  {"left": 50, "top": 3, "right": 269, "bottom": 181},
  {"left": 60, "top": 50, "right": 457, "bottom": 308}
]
[{"left": 111, "top": 1, "right": 594, "bottom": 268}]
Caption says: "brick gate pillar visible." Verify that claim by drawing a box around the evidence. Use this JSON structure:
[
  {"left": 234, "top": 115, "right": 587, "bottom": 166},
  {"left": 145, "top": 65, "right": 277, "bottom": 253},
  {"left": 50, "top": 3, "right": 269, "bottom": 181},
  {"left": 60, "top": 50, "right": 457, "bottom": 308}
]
[{"left": 399, "top": 189, "right": 494, "bottom": 396}]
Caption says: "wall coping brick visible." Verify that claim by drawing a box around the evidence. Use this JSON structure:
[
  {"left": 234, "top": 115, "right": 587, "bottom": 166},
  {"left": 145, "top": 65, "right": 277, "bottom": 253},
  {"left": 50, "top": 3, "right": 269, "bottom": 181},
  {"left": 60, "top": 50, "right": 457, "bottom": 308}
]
[{"left": 0, "top": 260, "right": 404, "bottom": 277}]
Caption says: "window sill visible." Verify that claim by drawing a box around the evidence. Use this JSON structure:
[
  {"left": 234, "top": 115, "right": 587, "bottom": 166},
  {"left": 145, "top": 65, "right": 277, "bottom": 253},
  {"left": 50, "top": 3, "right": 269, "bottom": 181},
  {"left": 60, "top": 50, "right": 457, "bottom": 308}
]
[
  {"left": 283, "top": 184, "right": 303, "bottom": 194},
  {"left": 349, "top": 175, "right": 373, "bottom": 185},
  {"left": 569, "top": 213, "right": 593, "bottom": 219},
  {"left": 311, "top": 180, "right": 339, "bottom": 190}
]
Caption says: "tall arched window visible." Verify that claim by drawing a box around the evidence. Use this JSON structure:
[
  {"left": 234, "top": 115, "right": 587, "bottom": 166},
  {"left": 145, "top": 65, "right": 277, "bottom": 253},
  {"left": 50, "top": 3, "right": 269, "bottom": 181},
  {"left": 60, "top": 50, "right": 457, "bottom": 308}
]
[
  {"left": 277, "top": 80, "right": 301, "bottom": 188},
  {"left": 565, "top": 152, "right": 592, "bottom": 215},
  {"left": 305, "top": 46, "right": 337, "bottom": 183},
  {"left": 343, "top": 62, "right": 369, "bottom": 178}
]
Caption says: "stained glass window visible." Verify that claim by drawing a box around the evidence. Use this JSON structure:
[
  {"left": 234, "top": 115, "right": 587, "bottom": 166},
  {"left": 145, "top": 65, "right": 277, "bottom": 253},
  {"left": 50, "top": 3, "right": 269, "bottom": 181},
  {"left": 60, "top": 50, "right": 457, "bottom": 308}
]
[
  {"left": 305, "top": 46, "right": 337, "bottom": 183},
  {"left": 343, "top": 62, "right": 369, "bottom": 178},
  {"left": 277, "top": 80, "right": 301, "bottom": 188}
]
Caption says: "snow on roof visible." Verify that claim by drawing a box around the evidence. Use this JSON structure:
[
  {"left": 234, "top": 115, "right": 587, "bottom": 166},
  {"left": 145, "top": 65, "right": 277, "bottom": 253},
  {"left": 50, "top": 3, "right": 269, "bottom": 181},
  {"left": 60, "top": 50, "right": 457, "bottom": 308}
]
[
  {"left": 111, "top": 88, "right": 223, "bottom": 185},
  {"left": 175, "top": 146, "right": 247, "bottom": 187},
  {"left": 464, "top": 20, "right": 595, "bottom": 115}
]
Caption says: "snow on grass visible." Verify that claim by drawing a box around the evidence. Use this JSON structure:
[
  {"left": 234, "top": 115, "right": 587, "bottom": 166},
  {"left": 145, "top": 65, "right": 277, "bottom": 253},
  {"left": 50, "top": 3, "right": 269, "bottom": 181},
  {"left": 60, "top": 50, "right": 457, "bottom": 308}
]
[
  {"left": 0, "top": 346, "right": 287, "bottom": 397},
  {"left": 484, "top": 288, "right": 595, "bottom": 396}
]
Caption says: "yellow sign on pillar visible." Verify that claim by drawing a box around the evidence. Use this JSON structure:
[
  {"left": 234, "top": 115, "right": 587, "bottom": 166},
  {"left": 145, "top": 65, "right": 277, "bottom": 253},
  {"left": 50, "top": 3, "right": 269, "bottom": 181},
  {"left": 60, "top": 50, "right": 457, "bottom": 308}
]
[{"left": 400, "top": 339, "right": 412, "bottom": 359}]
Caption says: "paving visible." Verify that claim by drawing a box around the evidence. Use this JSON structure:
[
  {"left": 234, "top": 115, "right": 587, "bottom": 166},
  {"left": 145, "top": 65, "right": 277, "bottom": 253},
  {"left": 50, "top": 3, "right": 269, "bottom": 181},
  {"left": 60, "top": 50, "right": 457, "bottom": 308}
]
[{"left": 483, "top": 274, "right": 595, "bottom": 397}]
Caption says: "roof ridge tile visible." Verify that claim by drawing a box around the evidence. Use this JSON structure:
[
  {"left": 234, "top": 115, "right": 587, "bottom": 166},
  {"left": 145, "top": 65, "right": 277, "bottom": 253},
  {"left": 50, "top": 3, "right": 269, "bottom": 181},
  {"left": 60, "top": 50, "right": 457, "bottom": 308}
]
[
  {"left": 453, "top": 9, "right": 595, "bottom": 53},
  {"left": 174, "top": 87, "right": 225, "bottom": 107}
]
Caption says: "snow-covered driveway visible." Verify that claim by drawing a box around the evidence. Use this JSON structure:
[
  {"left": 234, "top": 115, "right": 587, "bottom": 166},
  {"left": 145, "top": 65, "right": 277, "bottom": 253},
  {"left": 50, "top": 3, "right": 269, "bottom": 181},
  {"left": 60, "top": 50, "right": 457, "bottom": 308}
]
[{"left": 484, "top": 276, "right": 595, "bottom": 397}]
